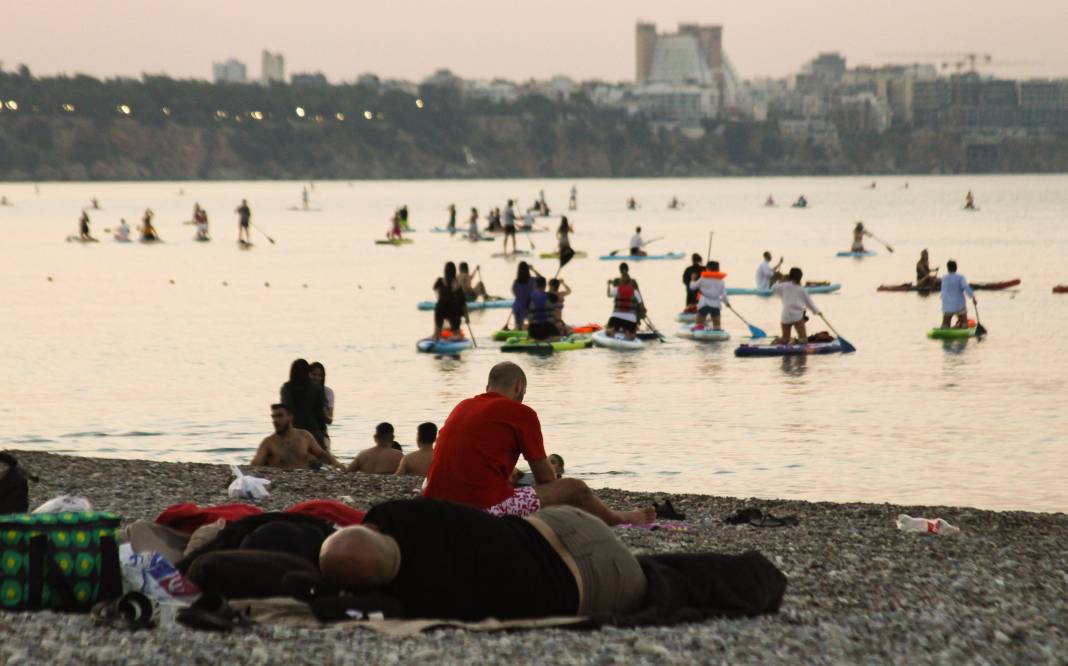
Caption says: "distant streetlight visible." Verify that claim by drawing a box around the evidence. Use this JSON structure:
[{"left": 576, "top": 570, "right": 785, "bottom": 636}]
[
  {"left": 335, "top": 112, "right": 345, "bottom": 121},
  {"left": 251, "top": 110, "right": 264, "bottom": 120},
  {"left": 363, "top": 110, "right": 373, "bottom": 120},
  {"left": 215, "top": 110, "right": 229, "bottom": 119},
  {"left": 415, "top": 98, "right": 425, "bottom": 109},
  {"left": 295, "top": 106, "right": 306, "bottom": 118},
  {"left": 5, "top": 100, "right": 18, "bottom": 111},
  {"left": 117, "top": 104, "right": 131, "bottom": 115},
  {"left": 161, "top": 106, "right": 171, "bottom": 116},
  {"left": 62, "top": 103, "right": 76, "bottom": 112}
]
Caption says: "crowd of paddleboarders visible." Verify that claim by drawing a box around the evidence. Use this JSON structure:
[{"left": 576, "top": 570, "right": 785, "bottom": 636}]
[{"left": 67, "top": 198, "right": 270, "bottom": 247}]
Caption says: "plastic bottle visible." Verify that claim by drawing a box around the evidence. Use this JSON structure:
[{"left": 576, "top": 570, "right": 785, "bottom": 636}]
[{"left": 896, "top": 514, "right": 960, "bottom": 535}]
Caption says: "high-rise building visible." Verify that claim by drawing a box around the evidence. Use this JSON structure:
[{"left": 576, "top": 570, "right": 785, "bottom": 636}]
[
  {"left": 261, "top": 50, "right": 285, "bottom": 85},
  {"left": 212, "top": 58, "right": 247, "bottom": 84},
  {"left": 633, "top": 22, "right": 737, "bottom": 116},
  {"left": 635, "top": 23, "right": 657, "bottom": 84}
]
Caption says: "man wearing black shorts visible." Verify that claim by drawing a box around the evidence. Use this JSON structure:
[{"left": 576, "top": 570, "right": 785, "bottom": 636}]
[
  {"left": 502, "top": 199, "right": 518, "bottom": 255},
  {"left": 605, "top": 266, "right": 644, "bottom": 340},
  {"left": 526, "top": 276, "right": 559, "bottom": 340},
  {"left": 236, "top": 199, "right": 251, "bottom": 243}
]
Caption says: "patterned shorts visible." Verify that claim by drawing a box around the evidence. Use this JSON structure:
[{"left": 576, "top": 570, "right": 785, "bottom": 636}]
[{"left": 486, "top": 485, "right": 542, "bottom": 517}]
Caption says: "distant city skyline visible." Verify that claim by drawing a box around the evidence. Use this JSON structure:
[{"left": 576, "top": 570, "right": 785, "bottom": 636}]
[{"left": 3, "top": 1, "right": 1067, "bottom": 82}]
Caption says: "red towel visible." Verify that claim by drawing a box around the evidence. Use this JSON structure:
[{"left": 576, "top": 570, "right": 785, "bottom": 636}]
[
  {"left": 155, "top": 500, "right": 365, "bottom": 533},
  {"left": 285, "top": 500, "right": 365, "bottom": 526}
]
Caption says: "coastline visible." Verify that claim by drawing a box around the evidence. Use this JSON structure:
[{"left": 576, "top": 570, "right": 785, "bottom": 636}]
[{"left": 2, "top": 450, "right": 1066, "bottom": 664}]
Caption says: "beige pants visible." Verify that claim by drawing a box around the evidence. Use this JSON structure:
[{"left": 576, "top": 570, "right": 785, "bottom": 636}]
[{"left": 533, "top": 505, "right": 646, "bottom": 616}]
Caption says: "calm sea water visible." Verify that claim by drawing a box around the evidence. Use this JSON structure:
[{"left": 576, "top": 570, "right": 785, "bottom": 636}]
[{"left": 2, "top": 176, "right": 1066, "bottom": 512}]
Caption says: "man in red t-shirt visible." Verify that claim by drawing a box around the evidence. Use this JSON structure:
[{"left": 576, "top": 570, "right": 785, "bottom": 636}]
[{"left": 424, "top": 362, "right": 655, "bottom": 526}]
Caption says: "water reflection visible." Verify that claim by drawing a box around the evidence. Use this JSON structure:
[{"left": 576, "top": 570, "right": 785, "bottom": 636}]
[{"left": 780, "top": 355, "right": 808, "bottom": 377}]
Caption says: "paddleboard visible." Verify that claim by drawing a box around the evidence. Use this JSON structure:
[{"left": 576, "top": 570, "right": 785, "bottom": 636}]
[
  {"left": 926, "top": 327, "right": 979, "bottom": 340},
  {"left": 591, "top": 330, "right": 644, "bottom": 350},
  {"left": 836, "top": 251, "right": 876, "bottom": 257},
  {"left": 113, "top": 237, "right": 132, "bottom": 243},
  {"left": 238, "top": 240, "right": 254, "bottom": 249},
  {"left": 491, "top": 323, "right": 601, "bottom": 341},
  {"left": 417, "top": 299, "right": 513, "bottom": 311},
  {"left": 877, "top": 279, "right": 1020, "bottom": 292},
  {"left": 597, "top": 253, "right": 684, "bottom": 261},
  {"left": 491, "top": 251, "right": 532, "bottom": 258},
  {"left": 375, "top": 238, "right": 413, "bottom": 245},
  {"left": 65, "top": 236, "right": 99, "bottom": 243},
  {"left": 539, "top": 251, "right": 588, "bottom": 260},
  {"left": 416, "top": 337, "right": 473, "bottom": 354},
  {"left": 735, "top": 340, "right": 846, "bottom": 357},
  {"left": 194, "top": 236, "right": 211, "bottom": 243},
  {"left": 676, "top": 325, "right": 731, "bottom": 342},
  {"left": 727, "top": 283, "right": 841, "bottom": 296},
  {"left": 500, "top": 335, "right": 594, "bottom": 355},
  {"left": 1054, "top": 285, "right": 1068, "bottom": 294}
]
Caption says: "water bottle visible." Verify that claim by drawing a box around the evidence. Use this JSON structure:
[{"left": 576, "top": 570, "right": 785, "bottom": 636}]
[{"left": 896, "top": 514, "right": 960, "bottom": 535}]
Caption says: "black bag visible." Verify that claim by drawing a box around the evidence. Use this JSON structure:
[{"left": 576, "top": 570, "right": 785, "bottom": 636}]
[{"left": 0, "top": 453, "right": 32, "bottom": 514}]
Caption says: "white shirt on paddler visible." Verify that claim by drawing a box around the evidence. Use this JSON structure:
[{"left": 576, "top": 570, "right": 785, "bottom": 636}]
[
  {"left": 690, "top": 275, "right": 729, "bottom": 310},
  {"left": 773, "top": 282, "right": 820, "bottom": 324},
  {"left": 756, "top": 261, "right": 775, "bottom": 290},
  {"left": 629, "top": 234, "right": 643, "bottom": 250}
]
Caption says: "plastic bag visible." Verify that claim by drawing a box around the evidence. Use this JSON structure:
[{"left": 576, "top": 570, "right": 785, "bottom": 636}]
[
  {"left": 32, "top": 495, "right": 93, "bottom": 513},
  {"left": 119, "top": 543, "right": 202, "bottom": 603},
  {"left": 228, "top": 465, "right": 270, "bottom": 500}
]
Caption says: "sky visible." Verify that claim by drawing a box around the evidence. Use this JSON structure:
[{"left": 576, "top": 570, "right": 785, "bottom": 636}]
[{"left": 3, "top": 1, "right": 1067, "bottom": 83}]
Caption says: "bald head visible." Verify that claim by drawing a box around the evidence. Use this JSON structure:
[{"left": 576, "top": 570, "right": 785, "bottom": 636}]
[
  {"left": 486, "top": 362, "right": 527, "bottom": 402},
  {"left": 319, "top": 526, "right": 401, "bottom": 590}
]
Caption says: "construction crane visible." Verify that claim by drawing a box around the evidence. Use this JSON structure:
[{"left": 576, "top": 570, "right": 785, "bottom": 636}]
[{"left": 875, "top": 52, "right": 1042, "bottom": 76}]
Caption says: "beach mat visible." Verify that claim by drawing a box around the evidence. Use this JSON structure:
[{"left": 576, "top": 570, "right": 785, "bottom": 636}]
[{"left": 230, "top": 597, "right": 587, "bottom": 635}]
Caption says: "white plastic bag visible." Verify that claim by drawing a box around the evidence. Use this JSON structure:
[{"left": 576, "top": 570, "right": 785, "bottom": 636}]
[
  {"left": 228, "top": 465, "right": 270, "bottom": 500},
  {"left": 32, "top": 495, "right": 92, "bottom": 513},
  {"left": 118, "top": 543, "right": 202, "bottom": 603}
]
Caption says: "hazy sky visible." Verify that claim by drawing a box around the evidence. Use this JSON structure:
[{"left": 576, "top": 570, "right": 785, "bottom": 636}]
[{"left": 3, "top": 1, "right": 1067, "bottom": 83}]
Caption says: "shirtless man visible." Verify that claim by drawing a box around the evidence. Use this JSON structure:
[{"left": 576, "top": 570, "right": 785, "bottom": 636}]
[
  {"left": 250, "top": 404, "right": 344, "bottom": 470},
  {"left": 348, "top": 423, "right": 404, "bottom": 474},
  {"left": 395, "top": 422, "right": 436, "bottom": 477}
]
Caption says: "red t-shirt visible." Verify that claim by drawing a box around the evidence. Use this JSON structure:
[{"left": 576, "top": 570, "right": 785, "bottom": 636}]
[{"left": 423, "top": 392, "right": 546, "bottom": 508}]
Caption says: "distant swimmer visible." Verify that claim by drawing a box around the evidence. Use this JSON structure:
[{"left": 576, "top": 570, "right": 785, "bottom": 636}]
[
  {"left": 447, "top": 203, "right": 457, "bottom": 233},
  {"left": 0, "top": 195, "right": 11, "bottom": 207},
  {"left": 114, "top": 218, "right": 131, "bottom": 241},
  {"left": 90, "top": 197, "right": 100, "bottom": 210},
  {"left": 866, "top": 181, "right": 877, "bottom": 190},
  {"left": 250, "top": 403, "right": 344, "bottom": 470},
  {"left": 939, "top": 260, "right": 976, "bottom": 330},
  {"left": 667, "top": 196, "right": 682, "bottom": 210},
  {"left": 964, "top": 190, "right": 976, "bottom": 210},
  {"left": 78, "top": 210, "right": 98, "bottom": 242},
  {"left": 236, "top": 198, "right": 251, "bottom": 243},
  {"left": 141, "top": 209, "right": 160, "bottom": 241},
  {"left": 772, "top": 267, "right": 821, "bottom": 345},
  {"left": 626, "top": 197, "right": 639, "bottom": 210},
  {"left": 689, "top": 260, "right": 729, "bottom": 330},
  {"left": 568, "top": 184, "right": 577, "bottom": 210},
  {"left": 764, "top": 195, "right": 776, "bottom": 207},
  {"left": 301, "top": 186, "right": 309, "bottom": 211},
  {"left": 756, "top": 251, "right": 785, "bottom": 291},
  {"left": 347, "top": 423, "right": 404, "bottom": 474},
  {"left": 916, "top": 249, "right": 940, "bottom": 290},
  {"left": 792, "top": 195, "right": 808, "bottom": 208},
  {"left": 629, "top": 226, "right": 647, "bottom": 257},
  {"left": 851, "top": 221, "right": 873, "bottom": 253},
  {"left": 604, "top": 263, "right": 644, "bottom": 341}
]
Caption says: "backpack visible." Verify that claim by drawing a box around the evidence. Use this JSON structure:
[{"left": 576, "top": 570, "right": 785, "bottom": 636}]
[{"left": 0, "top": 452, "right": 32, "bottom": 514}]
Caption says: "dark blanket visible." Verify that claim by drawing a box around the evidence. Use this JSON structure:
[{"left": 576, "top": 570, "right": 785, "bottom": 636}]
[{"left": 176, "top": 513, "right": 335, "bottom": 574}]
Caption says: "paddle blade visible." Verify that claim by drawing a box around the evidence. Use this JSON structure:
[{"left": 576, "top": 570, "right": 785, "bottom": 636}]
[
  {"left": 559, "top": 247, "right": 576, "bottom": 269},
  {"left": 747, "top": 324, "right": 767, "bottom": 339},
  {"left": 837, "top": 336, "right": 857, "bottom": 353},
  {"left": 975, "top": 322, "right": 987, "bottom": 337}
]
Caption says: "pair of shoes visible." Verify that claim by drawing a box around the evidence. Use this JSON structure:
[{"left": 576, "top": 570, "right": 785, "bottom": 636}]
[
  {"left": 91, "top": 592, "right": 157, "bottom": 630},
  {"left": 654, "top": 499, "right": 686, "bottom": 520},
  {"left": 724, "top": 507, "right": 800, "bottom": 528},
  {"left": 175, "top": 592, "right": 252, "bottom": 632}
]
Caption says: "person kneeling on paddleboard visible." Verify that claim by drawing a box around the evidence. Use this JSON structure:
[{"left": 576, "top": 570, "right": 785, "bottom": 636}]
[
  {"left": 939, "top": 260, "right": 976, "bottom": 330},
  {"left": 605, "top": 265, "right": 644, "bottom": 341},
  {"left": 629, "top": 227, "right": 647, "bottom": 257},
  {"left": 772, "top": 267, "right": 821, "bottom": 345},
  {"left": 527, "top": 277, "right": 560, "bottom": 341},
  {"left": 432, "top": 262, "right": 469, "bottom": 341},
  {"left": 851, "top": 222, "right": 873, "bottom": 253},
  {"left": 689, "top": 261, "right": 729, "bottom": 330},
  {"left": 756, "top": 251, "right": 784, "bottom": 291},
  {"left": 548, "top": 278, "right": 572, "bottom": 334}
]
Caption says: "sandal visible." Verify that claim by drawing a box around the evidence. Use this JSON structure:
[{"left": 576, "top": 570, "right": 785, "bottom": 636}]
[
  {"left": 91, "top": 592, "right": 157, "bottom": 630},
  {"left": 175, "top": 593, "right": 252, "bottom": 632}
]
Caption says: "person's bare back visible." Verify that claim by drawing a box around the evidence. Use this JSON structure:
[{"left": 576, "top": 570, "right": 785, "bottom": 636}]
[
  {"left": 395, "top": 448, "right": 433, "bottom": 476},
  {"left": 251, "top": 428, "right": 320, "bottom": 469},
  {"left": 349, "top": 446, "right": 404, "bottom": 474}
]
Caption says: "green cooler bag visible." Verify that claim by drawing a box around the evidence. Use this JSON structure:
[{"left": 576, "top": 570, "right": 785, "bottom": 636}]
[{"left": 0, "top": 511, "right": 122, "bottom": 612}]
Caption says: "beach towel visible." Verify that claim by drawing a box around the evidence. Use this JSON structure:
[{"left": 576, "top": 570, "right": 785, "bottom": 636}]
[{"left": 155, "top": 500, "right": 365, "bottom": 534}]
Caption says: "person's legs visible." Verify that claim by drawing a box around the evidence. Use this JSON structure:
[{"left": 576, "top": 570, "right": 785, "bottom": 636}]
[
  {"left": 624, "top": 319, "right": 638, "bottom": 341},
  {"left": 711, "top": 307, "right": 722, "bottom": 329},
  {"left": 186, "top": 550, "right": 319, "bottom": 599},
  {"left": 534, "top": 478, "right": 654, "bottom": 526},
  {"left": 794, "top": 320, "right": 808, "bottom": 343},
  {"left": 775, "top": 322, "right": 791, "bottom": 345},
  {"left": 955, "top": 309, "right": 968, "bottom": 329},
  {"left": 433, "top": 310, "right": 445, "bottom": 339},
  {"left": 941, "top": 313, "right": 952, "bottom": 329}
]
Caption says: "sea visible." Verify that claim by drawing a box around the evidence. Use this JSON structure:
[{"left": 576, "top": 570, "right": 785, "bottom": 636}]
[{"left": 2, "top": 175, "right": 1066, "bottom": 512}]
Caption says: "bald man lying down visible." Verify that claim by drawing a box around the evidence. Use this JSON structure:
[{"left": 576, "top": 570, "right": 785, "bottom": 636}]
[{"left": 319, "top": 498, "right": 646, "bottom": 621}]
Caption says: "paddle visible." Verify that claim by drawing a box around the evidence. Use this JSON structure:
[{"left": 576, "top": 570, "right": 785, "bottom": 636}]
[
  {"left": 725, "top": 303, "right": 767, "bottom": 339},
  {"left": 643, "top": 315, "right": 666, "bottom": 342},
  {"left": 706, "top": 231, "right": 714, "bottom": 260},
  {"left": 466, "top": 317, "right": 478, "bottom": 348},
  {"left": 524, "top": 228, "right": 536, "bottom": 251},
  {"left": 870, "top": 232, "right": 894, "bottom": 253},
  {"left": 972, "top": 299, "right": 987, "bottom": 337},
  {"left": 553, "top": 246, "right": 576, "bottom": 280},
  {"left": 609, "top": 236, "right": 664, "bottom": 257},
  {"left": 252, "top": 223, "right": 276, "bottom": 244},
  {"left": 817, "top": 313, "right": 856, "bottom": 352}
]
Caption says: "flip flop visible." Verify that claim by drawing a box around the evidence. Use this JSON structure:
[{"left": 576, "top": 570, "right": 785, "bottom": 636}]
[
  {"left": 654, "top": 499, "right": 686, "bottom": 520},
  {"left": 91, "top": 592, "right": 157, "bottom": 630}
]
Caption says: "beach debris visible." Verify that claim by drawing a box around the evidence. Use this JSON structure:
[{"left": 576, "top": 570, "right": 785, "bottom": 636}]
[
  {"left": 32, "top": 494, "right": 92, "bottom": 513},
  {"left": 896, "top": 514, "right": 960, "bottom": 535},
  {"left": 227, "top": 465, "right": 270, "bottom": 500}
]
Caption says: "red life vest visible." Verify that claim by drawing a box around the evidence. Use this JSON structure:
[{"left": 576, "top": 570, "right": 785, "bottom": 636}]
[{"left": 614, "top": 283, "right": 637, "bottom": 313}]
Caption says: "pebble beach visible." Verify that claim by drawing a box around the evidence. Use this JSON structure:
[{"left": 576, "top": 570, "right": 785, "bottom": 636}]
[{"left": 2, "top": 450, "right": 1066, "bottom": 665}]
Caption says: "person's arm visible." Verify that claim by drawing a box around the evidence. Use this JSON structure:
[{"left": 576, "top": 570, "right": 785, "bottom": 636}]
[
  {"left": 346, "top": 455, "right": 361, "bottom": 473},
  {"left": 394, "top": 455, "right": 408, "bottom": 476},
  {"left": 250, "top": 439, "right": 271, "bottom": 467},
  {"left": 774, "top": 258, "right": 784, "bottom": 271},
  {"left": 306, "top": 432, "right": 344, "bottom": 470},
  {"left": 802, "top": 290, "right": 821, "bottom": 315},
  {"left": 689, "top": 277, "right": 701, "bottom": 290},
  {"left": 963, "top": 279, "right": 976, "bottom": 302},
  {"left": 530, "top": 265, "right": 543, "bottom": 277},
  {"left": 529, "top": 457, "right": 556, "bottom": 485},
  {"left": 559, "top": 282, "right": 572, "bottom": 297},
  {"left": 606, "top": 281, "right": 614, "bottom": 297}
]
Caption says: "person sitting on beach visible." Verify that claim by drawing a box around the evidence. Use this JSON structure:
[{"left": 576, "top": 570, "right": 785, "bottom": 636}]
[
  {"left": 250, "top": 404, "right": 344, "bottom": 470},
  {"left": 395, "top": 422, "right": 437, "bottom": 477},
  {"left": 319, "top": 498, "right": 648, "bottom": 621},
  {"left": 347, "top": 423, "right": 404, "bottom": 474},
  {"left": 423, "top": 362, "right": 655, "bottom": 526}
]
